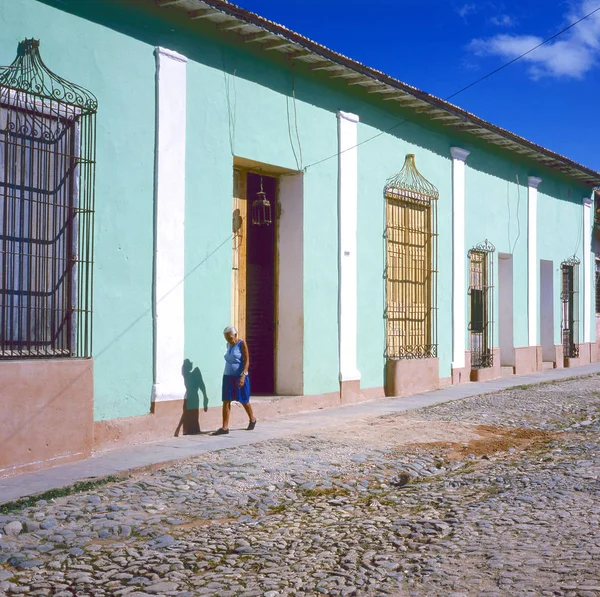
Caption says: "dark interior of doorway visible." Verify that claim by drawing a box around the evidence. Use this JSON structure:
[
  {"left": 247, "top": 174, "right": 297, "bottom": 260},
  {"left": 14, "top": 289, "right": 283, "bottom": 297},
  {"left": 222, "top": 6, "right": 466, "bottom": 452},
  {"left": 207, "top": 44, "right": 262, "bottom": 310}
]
[{"left": 245, "top": 173, "right": 276, "bottom": 395}]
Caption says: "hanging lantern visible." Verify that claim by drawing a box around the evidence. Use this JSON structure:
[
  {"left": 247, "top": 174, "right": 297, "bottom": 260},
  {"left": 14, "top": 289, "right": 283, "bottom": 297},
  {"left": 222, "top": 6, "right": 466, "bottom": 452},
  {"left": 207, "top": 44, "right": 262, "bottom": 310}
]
[{"left": 251, "top": 177, "right": 272, "bottom": 227}]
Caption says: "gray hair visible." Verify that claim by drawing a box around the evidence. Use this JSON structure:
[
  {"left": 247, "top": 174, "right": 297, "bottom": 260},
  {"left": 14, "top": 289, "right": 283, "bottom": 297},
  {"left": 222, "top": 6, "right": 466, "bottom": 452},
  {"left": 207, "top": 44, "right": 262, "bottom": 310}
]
[{"left": 223, "top": 326, "right": 237, "bottom": 335}]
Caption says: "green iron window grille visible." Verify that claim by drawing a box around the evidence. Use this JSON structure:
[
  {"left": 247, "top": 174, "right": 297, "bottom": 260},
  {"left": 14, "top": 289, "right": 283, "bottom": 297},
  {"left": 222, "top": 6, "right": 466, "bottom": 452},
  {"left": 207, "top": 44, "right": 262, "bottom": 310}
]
[
  {"left": 561, "top": 255, "right": 580, "bottom": 359},
  {"left": 0, "top": 39, "right": 97, "bottom": 358},
  {"left": 468, "top": 240, "right": 495, "bottom": 369}
]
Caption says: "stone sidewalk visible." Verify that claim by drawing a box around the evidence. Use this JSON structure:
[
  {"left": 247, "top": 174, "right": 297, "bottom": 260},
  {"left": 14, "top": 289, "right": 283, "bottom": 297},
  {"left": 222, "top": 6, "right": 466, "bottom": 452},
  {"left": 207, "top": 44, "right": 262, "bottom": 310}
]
[{"left": 2, "top": 362, "right": 600, "bottom": 505}]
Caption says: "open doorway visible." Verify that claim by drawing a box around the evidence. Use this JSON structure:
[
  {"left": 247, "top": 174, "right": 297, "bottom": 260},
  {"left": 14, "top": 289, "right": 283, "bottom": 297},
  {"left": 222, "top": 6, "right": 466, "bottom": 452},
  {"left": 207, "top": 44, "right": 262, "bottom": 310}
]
[
  {"left": 498, "top": 253, "right": 515, "bottom": 367},
  {"left": 231, "top": 170, "right": 277, "bottom": 395},
  {"left": 540, "top": 260, "right": 555, "bottom": 363}
]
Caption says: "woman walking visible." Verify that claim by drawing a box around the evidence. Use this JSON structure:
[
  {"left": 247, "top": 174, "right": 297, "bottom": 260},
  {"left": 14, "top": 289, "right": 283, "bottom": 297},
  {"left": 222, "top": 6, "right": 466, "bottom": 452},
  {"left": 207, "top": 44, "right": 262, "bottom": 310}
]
[{"left": 212, "top": 326, "right": 257, "bottom": 435}]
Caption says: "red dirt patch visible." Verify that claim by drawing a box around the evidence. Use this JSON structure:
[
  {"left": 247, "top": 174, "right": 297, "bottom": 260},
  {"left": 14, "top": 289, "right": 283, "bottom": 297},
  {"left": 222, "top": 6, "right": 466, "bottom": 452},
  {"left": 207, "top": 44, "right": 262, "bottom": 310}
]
[{"left": 398, "top": 425, "right": 556, "bottom": 460}]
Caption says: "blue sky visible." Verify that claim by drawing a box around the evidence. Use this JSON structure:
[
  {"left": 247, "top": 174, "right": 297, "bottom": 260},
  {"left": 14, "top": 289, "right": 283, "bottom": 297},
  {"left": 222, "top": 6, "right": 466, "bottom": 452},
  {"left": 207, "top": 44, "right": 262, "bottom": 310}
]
[{"left": 232, "top": 0, "right": 600, "bottom": 172}]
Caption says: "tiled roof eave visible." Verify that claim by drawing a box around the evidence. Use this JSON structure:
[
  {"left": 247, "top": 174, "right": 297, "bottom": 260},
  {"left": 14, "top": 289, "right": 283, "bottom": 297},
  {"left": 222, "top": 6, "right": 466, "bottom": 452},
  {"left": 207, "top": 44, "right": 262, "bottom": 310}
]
[{"left": 154, "top": 0, "right": 600, "bottom": 188}]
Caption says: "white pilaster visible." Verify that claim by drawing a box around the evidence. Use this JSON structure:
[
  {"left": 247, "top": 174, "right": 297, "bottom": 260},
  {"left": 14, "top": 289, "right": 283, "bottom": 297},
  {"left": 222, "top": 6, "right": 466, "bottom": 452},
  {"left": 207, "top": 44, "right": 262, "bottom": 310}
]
[
  {"left": 152, "top": 47, "right": 187, "bottom": 401},
  {"left": 276, "top": 174, "right": 304, "bottom": 395},
  {"left": 583, "top": 194, "right": 593, "bottom": 344},
  {"left": 450, "top": 147, "right": 469, "bottom": 370},
  {"left": 337, "top": 111, "right": 360, "bottom": 383},
  {"left": 527, "top": 176, "right": 542, "bottom": 347}
]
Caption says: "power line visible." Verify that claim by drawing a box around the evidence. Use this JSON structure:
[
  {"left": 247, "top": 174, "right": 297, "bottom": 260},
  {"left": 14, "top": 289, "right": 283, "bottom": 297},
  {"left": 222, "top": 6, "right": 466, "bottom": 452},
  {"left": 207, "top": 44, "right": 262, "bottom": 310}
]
[
  {"left": 446, "top": 5, "right": 600, "bottom": 101},
  {"left": 303, "top": 4, "right": 600, "bottom": 172}
]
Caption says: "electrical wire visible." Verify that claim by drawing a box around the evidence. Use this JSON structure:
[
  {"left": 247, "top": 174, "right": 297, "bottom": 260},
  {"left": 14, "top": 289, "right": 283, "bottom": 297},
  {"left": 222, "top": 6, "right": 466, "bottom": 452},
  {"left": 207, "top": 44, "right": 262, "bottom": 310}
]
[
  {"left": 291, "top": 66, "right": 304, "bottom": 170},
  {"left": 572, "top": 187, "right": 584, "bottom": 257},
  {"left": 223, "top": 64, "right": 237, "bottom": 157},
  {"left": 510, "top": 173, "right": 522, "bottom": 255},
  {"left": 446, "top": 5, "right": 600, "bottom": 101},
  {"left": 302, "top": 4, "right": 600, "bottom": 173},
  {"left": 221, "top": 51, "right": 237, "bottom": 156},
  {"left": 286, "top": 84, "right": 301, "bottom": 171}
]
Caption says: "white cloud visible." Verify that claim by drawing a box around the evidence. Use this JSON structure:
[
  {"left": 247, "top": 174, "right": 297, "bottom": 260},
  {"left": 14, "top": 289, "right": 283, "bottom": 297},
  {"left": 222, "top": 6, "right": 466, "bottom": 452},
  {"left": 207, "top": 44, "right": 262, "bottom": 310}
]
[
  {"left": 468, "top": 0, "right": 600, "bottom": 79},
  {"left": 457, "top": 3, "right": 517, "bottom": 27},
  {"left": 489, "top": 14, "right": 516, "bottom": 27},
  {"left": 457, "top": 3, "right": 478, "bottom": 19}
]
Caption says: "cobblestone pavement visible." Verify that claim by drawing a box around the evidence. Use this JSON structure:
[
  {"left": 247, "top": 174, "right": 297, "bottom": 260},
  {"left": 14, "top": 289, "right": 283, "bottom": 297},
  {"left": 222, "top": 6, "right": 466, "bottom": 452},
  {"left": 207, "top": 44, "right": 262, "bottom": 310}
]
[{"left": 1, "top": 376, "right": 600, "bottom": 597}]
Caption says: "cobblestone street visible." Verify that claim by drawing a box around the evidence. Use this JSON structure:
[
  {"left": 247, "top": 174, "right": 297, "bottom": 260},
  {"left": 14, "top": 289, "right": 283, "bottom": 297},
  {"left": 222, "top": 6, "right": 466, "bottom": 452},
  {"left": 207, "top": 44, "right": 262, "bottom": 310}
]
[{"left": 1, "top": 375, "right": 600, "bottom": 597}]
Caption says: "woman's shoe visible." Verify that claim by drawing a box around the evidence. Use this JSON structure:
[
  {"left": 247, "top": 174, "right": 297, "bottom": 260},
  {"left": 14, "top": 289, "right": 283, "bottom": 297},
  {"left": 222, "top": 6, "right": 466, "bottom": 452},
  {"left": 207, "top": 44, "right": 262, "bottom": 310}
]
[
  {"left": 246, "top": 420, "right": 257, "bottom": 431},
  {"left": 212, "top": 428, "right": 229, "bottom": 435}
]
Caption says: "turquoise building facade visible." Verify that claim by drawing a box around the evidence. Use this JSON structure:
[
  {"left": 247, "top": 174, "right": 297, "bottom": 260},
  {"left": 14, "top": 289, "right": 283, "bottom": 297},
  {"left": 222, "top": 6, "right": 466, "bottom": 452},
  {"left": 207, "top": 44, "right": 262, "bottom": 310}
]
[{"left": 0, "top": 0, "right": 598, "bottom": 474}]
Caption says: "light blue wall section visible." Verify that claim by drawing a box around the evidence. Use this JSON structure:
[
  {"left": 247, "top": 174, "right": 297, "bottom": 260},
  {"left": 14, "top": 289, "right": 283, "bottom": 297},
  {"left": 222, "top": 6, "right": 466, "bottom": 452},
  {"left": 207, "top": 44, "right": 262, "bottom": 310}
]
[
  {"left": 465, "top": 155, "right": 530, "bottom": 351},
  {"left": 183, "top": 55, "right": 233, "bottom": 409},
  {"left": 537, "top": 181, "right": 591, "bottom": 346},
  {"left": 356, "top": 116, "right": 454, "bottom": 385},
  {"left": 0, "top": 0, "right": 156, "bottom": 420},
  {"left": 5, "top": 0, "right": 597, "bottom": 420},
  {"left": 183, "top": 43, "right": 340, "bottom": 401}
]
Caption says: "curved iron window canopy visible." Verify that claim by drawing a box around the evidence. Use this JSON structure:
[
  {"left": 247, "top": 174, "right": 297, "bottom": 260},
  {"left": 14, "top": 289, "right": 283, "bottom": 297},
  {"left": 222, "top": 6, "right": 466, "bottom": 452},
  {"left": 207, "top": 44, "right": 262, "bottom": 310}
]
[
  {"left": 0, "top": 39, "right": 97, "bottom": 359},
  {"left": 0, "top": 39, "right": 98, "bottom": 113},
  {"left": 469, "top": 239, "right": 496, "bottom": 256},
  {"left": 384, "top": 154, "right": 439, "bottom": 205},
  {"left": 384, "top": 154, "right": 439, "bottom": 360},
  {"left": 562, "top": 255, "right": 581, "bottom": 267},
  {"left": 468, "top": 240, "right": 495, "bottom": 369}
]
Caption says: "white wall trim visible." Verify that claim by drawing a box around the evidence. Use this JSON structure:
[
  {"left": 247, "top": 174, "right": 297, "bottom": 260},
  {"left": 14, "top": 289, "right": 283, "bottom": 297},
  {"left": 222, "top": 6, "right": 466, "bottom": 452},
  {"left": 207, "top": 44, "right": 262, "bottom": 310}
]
[
  {"left": 527, "top": 176, "right": 542, "bottom": 346},
  {"left": 450, "top": 146, "right": 469, "bottom": 370},
  {"left": 276, "top": 174, "right": 304, "bottom": 395},
  {"left": 583, "top": 194, "right": 593, "bottom": 344},
  {"left": 337, "top": 111, "right": 360, "bottom": 383},
  {"left": 450, "top": 147, "right": 470, "bottom": 162},
  {"left": 338, "top": 110, "right": 359, "bottom": 124},
  {"left": 155, "top": 47, "right": 188, "bottom": 63},
  {"left": 152, "top": 47, "right": 187, "bottom": 402}
]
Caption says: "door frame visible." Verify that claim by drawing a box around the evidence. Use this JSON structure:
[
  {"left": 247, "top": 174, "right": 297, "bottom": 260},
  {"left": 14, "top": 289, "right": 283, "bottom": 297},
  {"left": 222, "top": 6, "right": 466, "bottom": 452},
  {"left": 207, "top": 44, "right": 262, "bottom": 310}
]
[
  {"left": 498, "top": 252, "right": 515, "bottom": 367},
  {"left": 232, "top": 168, "right": 248, "bottom": 341},
  {"left": 540, "top": 259, "right": 555, "bottom": 362},
  {"left": 232, "top": 158, "right": 304, "bottom": 396},
  {"left": 231, "top": 166, "right": 280, "bottom": 395}
]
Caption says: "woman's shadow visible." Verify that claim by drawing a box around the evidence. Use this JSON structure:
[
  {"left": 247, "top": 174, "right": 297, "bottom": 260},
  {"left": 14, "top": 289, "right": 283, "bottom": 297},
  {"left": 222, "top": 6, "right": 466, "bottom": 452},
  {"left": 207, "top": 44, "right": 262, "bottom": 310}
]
[{"left": 175, "top": 359, "right": 209, "bottom": 436}]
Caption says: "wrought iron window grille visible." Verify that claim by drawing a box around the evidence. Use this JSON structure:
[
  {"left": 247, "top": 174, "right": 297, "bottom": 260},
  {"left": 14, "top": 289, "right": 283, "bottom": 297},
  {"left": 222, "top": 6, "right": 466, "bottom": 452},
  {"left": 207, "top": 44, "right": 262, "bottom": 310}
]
[
  {"left": 384, "top": 154, "right": 439, "bottom": 361},
  {"left": 468, "top": 240, "right": 495, "bottom": 369},
  {"left": 0, "top": 39, "right": 97, "bottom": 359},
  {"left": 595, "top": 259, "right": 600, "bottom": 315},
  {"left": 561, "top": 255, "right": 580, "bottom": 359}
]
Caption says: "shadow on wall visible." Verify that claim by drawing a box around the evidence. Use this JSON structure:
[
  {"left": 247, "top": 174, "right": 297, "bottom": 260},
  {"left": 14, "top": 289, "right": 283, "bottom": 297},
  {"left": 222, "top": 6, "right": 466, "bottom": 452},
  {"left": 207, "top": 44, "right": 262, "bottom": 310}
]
[
  {"left": 36, "top": 0, "right": 594, "bottom": 200},
  {"left": 175, "top": 358, "right": 208, "bottom": 436},
  {"left": 36, "top": 0, "right": 453, "bottom": 164}
]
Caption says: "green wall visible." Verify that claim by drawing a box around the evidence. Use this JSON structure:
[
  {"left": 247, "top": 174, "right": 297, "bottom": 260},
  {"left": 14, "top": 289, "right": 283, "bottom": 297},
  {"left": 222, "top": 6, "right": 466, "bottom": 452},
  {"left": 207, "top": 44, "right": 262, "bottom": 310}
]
[
  {"left": 537, "top": 180, "right": 593, "bottom": 346},
  {"left": 0, "top": 0, "right": 156, "bottom": 420},
  {"left": 355, "top": 118, "right": 454, "bottom": 385},
  {"left": 465, "top": 155, "right": 529, "bottom": 351},
  {"left": 3, "top": 0, "right": 596, "bottom": 422},
  {"left": 183, "top": 44, "right": 341, "bottom": 400}
]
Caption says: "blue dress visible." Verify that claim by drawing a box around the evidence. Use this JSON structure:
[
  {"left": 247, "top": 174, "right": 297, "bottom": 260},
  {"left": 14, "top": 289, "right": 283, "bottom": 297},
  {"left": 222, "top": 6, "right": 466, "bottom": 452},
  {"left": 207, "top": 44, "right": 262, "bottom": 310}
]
[{"left": 222, "top": 340, "right": 251, "bottom": 403}]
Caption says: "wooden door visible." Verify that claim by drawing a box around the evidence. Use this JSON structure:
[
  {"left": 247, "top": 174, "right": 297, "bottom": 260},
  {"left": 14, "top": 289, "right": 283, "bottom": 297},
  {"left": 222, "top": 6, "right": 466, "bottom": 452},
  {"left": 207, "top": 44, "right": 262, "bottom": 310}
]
[
  {"left": 245, "top": 173, "right": 276, "bottom": 394},
  {"left": 232, "top": 169, "right": 247, "bottom": 340},
  {"left": 231, "top": 170, "right": 276, "bottom": 394}
]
